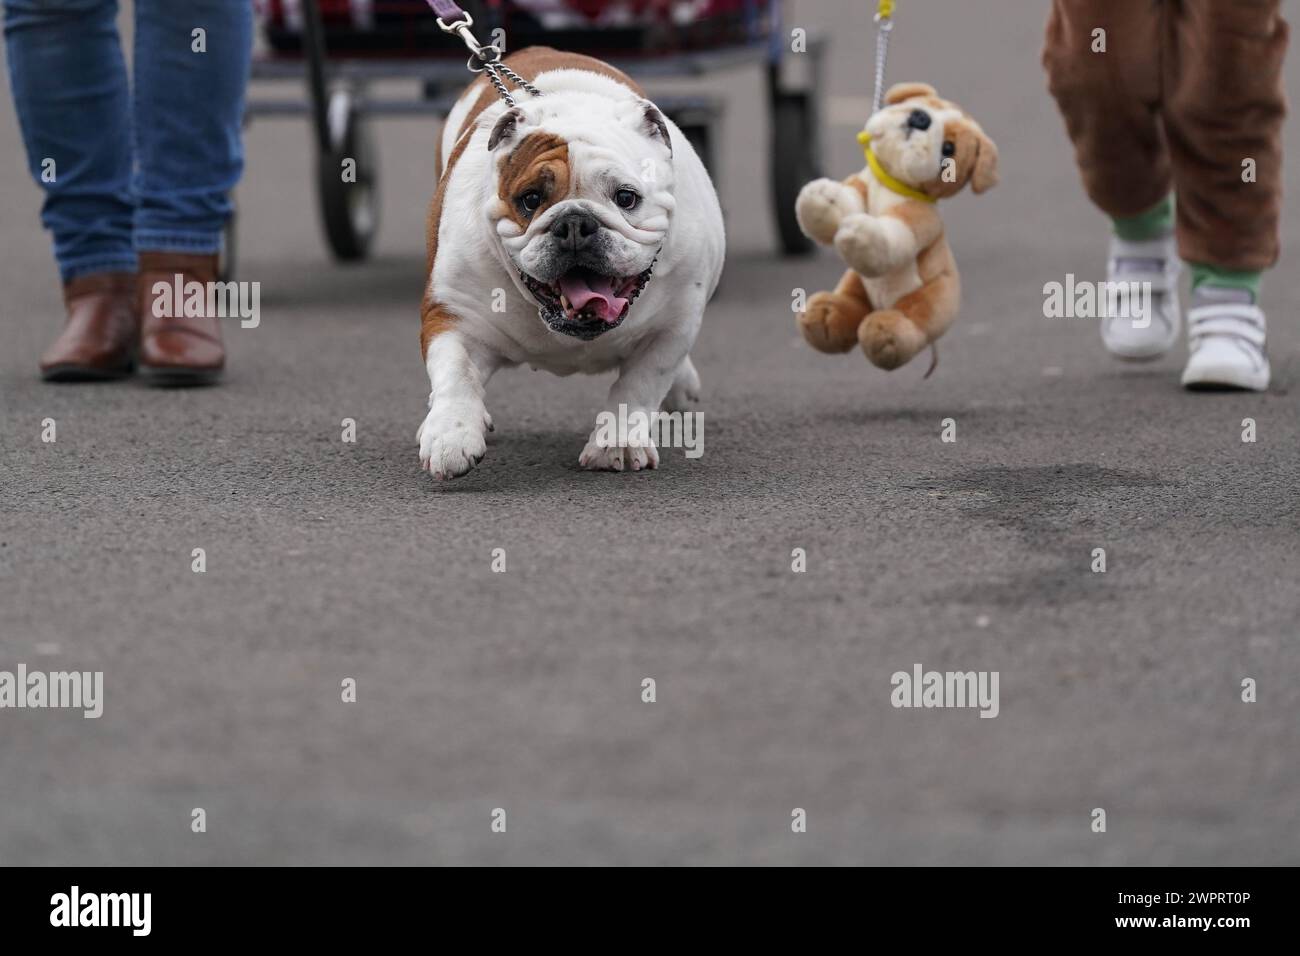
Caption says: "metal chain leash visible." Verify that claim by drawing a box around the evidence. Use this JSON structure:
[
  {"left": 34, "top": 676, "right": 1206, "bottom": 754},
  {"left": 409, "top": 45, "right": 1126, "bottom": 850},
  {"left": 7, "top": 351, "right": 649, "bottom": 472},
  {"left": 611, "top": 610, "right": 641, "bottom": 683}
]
[
  {"left": 431, "top": 3, "right": 542, "bottom": 107},
  {"left": 487, "top": 59, "right": 543, "bottom": 104}
]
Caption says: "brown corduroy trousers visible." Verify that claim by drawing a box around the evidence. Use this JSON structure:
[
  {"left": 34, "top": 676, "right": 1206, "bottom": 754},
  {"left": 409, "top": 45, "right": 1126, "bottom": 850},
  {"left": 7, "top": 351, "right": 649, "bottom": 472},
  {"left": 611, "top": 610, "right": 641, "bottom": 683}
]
[{"left": 1042, "top": 0, "right": 1288, "bottom": 271}]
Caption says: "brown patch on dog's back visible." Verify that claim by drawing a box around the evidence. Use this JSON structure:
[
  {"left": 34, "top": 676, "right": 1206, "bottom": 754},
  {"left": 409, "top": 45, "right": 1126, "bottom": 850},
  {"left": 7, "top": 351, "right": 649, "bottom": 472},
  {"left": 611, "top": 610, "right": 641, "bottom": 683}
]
[
  {"left": 435, "top": 47, "right": 644, "bottom": 180},
  {"left": 421, "top": 129, "right": 474, "bottom": 358},
  {"left": 426, "top": 132, "right": 473, "bottom": 278}
]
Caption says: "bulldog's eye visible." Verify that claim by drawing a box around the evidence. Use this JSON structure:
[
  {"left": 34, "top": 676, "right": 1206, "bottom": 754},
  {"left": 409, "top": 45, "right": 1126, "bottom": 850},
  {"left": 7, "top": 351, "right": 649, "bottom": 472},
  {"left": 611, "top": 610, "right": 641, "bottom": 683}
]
[
  {"left": 941, "top": 141, "right": 956, "bottom": 158},
  {"left": 614, "top": 188, "right": 640, "bottom": 210},
  {"left": 517, "top": 190, "right": 544, "bottom": 215}
]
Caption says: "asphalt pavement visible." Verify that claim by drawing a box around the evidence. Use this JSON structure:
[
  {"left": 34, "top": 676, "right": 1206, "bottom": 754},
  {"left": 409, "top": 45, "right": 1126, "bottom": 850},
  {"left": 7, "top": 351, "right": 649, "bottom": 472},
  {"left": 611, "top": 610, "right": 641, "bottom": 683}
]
[{"left": 0, "top": 0, "right": 1297, "bottom": 865}]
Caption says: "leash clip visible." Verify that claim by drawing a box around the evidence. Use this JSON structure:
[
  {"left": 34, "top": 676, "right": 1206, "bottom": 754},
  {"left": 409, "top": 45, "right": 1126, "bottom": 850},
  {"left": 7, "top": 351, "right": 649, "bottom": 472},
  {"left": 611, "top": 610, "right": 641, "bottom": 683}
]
[
  {"left": 467, "top": 44, "right": 504, "bottom": 72},
  {"left": 436, "top": 11, "right": 502, "bottom": 81},
  {"left": 439, "top": 13, "right": 483, "bottom": 56},
  {"left": 436, "top": 9, "right": 473, "bottom": 34},
  {"left": 432, "top": 4, "right": 541, "bottom": 106}
]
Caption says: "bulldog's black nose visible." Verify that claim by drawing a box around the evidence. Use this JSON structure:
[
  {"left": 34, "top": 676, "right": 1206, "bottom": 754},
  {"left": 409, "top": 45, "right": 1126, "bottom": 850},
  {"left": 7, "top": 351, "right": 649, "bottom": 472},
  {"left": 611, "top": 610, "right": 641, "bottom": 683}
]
[
  {"left": 550, "top": 212, "right": 600, "bottom": 250},
  {"left": 907, "top": 109, "right": 932, "bottom": 131}
]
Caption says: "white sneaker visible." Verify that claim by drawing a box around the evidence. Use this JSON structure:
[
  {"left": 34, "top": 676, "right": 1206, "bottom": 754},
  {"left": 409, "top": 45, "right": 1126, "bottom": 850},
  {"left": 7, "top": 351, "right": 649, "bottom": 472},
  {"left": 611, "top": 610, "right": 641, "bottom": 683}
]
[
  {"left": 1101, "top": 235, "right": 1181, "bottom": 361},
  {"left": 1181, "top": 289, "right": 1270, "bottom": 391}
]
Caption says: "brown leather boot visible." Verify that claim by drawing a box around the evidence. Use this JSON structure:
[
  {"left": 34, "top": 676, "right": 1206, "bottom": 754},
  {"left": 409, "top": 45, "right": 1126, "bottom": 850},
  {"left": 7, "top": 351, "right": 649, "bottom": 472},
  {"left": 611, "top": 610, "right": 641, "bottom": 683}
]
[
  {"left": 39, "top": 272, "right": 138, "bottom": 382},
  {"left": 138, "top": 251, "right": 225, "bottom": 386}
]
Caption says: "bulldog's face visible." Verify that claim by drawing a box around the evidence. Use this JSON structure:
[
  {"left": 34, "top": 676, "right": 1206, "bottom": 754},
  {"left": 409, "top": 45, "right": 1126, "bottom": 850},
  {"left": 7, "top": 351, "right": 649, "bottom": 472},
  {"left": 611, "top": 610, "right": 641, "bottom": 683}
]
[
  {"left": 485, "top": 94, "right": 675, "bottom": 340},
  {"left": 863, "top": 82, "right": 998, "bottom": 200}
]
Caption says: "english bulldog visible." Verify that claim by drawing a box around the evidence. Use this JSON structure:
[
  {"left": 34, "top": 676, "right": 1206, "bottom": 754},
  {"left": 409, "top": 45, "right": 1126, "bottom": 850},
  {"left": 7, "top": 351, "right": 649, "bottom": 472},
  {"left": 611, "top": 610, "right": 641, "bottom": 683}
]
[{"left": 418, "top": 48, "right": 725, "bottom": 478}]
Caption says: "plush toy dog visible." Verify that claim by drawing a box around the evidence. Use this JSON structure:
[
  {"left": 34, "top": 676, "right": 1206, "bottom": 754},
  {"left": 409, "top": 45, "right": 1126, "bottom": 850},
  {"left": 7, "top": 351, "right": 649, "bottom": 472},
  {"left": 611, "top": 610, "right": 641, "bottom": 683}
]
[{"left": 795, "top": 83, "right": 998, "bottom": 371}]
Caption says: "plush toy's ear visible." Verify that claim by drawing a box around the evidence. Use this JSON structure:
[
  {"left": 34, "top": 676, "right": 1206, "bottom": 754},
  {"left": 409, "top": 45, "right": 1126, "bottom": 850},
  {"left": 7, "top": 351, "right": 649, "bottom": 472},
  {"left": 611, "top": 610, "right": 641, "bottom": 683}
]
[
  {"left": 971, "top": 131, "right": 999, "bottom": 194},
  {"left": 884, "top": 82, "right": 937, "bottom": 105},
  {"left": 487, "top": 107, "right": 524, "bottom": 151}
]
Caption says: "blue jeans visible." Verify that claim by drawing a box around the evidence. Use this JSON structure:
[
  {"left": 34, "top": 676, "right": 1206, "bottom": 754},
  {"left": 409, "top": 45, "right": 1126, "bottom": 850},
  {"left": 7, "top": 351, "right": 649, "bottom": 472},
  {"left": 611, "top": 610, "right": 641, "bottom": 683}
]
[{"left": 4, "top": 0, "right": 252, "bottom": 282}]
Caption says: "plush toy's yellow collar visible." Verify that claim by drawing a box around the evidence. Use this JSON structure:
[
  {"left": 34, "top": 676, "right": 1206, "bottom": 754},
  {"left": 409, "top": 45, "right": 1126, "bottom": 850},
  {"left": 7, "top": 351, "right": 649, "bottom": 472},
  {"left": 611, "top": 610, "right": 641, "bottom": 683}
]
[{"left": 856, "top": 131, "right": 936, "bottom": 204}]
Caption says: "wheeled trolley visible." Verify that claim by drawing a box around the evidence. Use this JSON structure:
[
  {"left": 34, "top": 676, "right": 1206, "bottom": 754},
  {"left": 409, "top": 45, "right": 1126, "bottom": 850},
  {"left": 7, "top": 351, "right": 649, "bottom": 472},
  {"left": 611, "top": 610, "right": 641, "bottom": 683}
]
[{"left": 241, "top": 0, "right": 826, "bottom": 272}]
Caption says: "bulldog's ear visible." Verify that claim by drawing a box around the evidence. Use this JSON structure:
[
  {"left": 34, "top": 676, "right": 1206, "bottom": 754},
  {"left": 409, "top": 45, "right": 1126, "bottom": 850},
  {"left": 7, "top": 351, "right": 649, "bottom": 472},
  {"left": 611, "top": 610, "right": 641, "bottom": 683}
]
[
  {"left": 640, "top": 102, "right": 672, "bottom": 155},
  {"left": 487, "top": 107, "right": 524, "bottom": 151},
  {"left": 971, "top": 130, "right": 999, "bottom": 194},
  {"left": 884, "top": 82, "right": 937, "bottom": 106}
]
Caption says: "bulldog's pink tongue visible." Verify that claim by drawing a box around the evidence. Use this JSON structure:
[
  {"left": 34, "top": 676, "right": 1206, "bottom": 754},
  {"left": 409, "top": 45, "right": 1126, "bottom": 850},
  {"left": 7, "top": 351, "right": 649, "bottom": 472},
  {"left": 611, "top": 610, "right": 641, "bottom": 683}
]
[{"left": 558, "top": 272, "right": 628, "bottom": 324}]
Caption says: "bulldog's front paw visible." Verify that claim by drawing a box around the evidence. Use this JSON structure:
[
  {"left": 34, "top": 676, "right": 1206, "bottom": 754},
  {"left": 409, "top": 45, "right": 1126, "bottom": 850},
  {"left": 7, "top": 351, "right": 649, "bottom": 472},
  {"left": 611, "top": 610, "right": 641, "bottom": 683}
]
[
  {"left": 796, "top": 178, "right": 858, "bottom": 246},
  {"left": 834, "top": 213, "right": 898, "bottom": 278},
  {"left": 578, "top": 434, "right": 660, "bottom": 473},
  {"left": 417, "top": 404, "right": 490, "bottom": 480}
]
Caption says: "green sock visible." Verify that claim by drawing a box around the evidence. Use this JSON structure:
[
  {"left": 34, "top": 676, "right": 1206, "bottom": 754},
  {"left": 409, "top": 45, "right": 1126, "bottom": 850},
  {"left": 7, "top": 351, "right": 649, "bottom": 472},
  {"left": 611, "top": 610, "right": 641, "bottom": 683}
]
[
  {"left": 1112, "top": 194, "right": 1175, "bottom": 241},
  {"left": 1111, "top": 194, "right": 1263, "bottom": 300},
  {"left": 1188, "top": 263, "right": 1262, "bottom": 301}
]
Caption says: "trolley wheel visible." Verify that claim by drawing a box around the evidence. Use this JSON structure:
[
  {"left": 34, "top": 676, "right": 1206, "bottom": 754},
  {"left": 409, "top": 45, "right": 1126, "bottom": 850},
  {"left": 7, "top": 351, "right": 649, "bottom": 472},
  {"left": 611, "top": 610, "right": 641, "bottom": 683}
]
[
  {"left": 771, "top": 90, "right": 819, "bottom": 257},
  {"left": 317, "top": 88, "right": 379, "bottom": 261}
]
